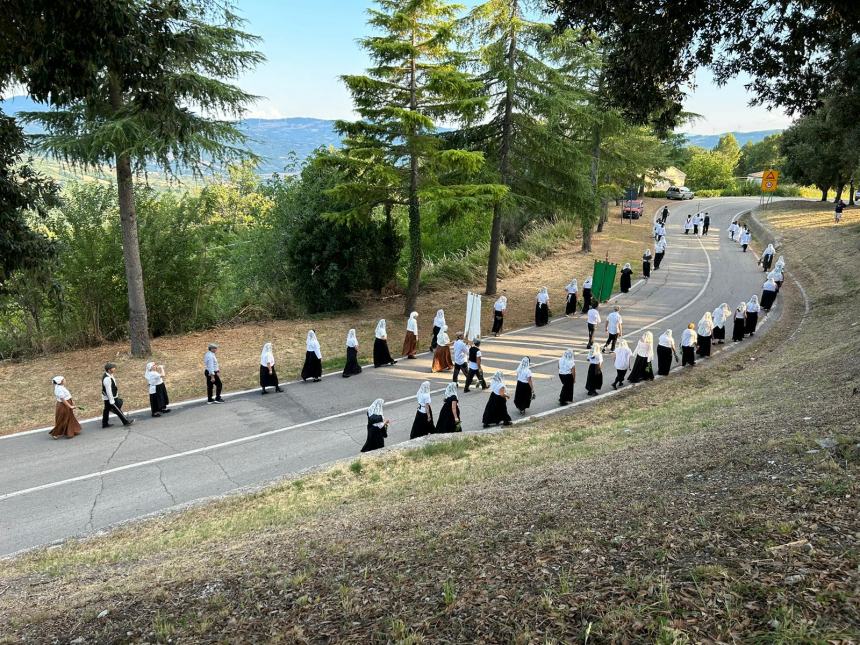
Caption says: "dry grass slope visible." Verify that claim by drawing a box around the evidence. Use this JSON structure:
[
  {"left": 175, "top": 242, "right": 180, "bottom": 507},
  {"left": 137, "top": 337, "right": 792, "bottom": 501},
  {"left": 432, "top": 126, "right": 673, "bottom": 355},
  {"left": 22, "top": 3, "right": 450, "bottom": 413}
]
[{"left": 0, "top": 200, "right": 857, "bottom": 643}]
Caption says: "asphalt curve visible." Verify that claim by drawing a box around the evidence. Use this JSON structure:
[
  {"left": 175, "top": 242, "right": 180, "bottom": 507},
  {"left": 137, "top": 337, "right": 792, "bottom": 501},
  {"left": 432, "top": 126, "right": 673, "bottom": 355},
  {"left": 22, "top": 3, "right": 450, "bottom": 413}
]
[{"left": 0, "top": 197, "right": 779, "bottom": 556}]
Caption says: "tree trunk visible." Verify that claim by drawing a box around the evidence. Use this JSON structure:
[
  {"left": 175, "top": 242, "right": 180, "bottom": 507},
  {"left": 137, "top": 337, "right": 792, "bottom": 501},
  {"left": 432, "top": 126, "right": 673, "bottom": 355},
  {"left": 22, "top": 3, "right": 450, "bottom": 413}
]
[
  {"left": 820, "top": 186, "right": 829, "bottom": 201},
  {"left": 596, "top": 199, "right": 609, "bottom": 233},
  {"left": 404, "top": 32, "right": 421, "bottom": 315},
  {"left": 583, "top": 118, "right": 601, "bottom": 251},
  {"left": 850, "top": 178, "right": 856, "bottom": 206},
  {"left": 581, "top": 219, "right": 593, "bottom": 253},
  {"left": 834, "top": 180, "right": 845, "bottom": 203},
  {"left": 485, "top": 1, "right": 518, "bottom": 297},
  {"left": 110, "top": 73, "right": 151, "bottom": 357}
]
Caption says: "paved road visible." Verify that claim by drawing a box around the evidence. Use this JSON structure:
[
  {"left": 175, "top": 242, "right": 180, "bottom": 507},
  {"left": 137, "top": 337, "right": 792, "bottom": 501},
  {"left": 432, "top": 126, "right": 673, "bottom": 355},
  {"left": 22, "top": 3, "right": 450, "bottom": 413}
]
[{"left": 0, "top": 197, "right": 779, "bottom": 556}]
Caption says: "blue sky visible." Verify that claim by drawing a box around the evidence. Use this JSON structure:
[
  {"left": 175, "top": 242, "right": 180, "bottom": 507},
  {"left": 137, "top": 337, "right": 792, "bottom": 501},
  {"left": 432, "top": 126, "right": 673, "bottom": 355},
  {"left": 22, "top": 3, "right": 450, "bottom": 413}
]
[{"left": 239, "top": 1, "right": 792, "bottom": 134}]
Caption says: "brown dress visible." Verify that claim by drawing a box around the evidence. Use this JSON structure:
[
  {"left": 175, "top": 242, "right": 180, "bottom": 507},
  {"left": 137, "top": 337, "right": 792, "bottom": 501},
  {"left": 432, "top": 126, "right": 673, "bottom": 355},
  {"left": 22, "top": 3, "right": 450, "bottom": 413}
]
[
  {"left": 50, "top": 400, "right": 82, "bottom": 439},
  {"left": 402, "top": 330, "right": 418, "bottom": 357},
  {"left": 431, "top": 345, "right": 453, "bottom": 372}
]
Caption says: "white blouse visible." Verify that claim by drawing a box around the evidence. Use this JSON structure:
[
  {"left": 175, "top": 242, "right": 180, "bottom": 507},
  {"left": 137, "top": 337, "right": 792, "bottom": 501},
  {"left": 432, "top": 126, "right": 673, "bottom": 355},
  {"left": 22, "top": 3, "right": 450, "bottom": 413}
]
[
  {"left": 516, "top": 368, "right": 532, "bottom": 383},
  {"left": 407, "top": 317, "right": 418, "bottom": 334},
  {"left": 54, "top": 385, "right": 72, "bottom": 402},
  {"left": 681, "top": 329, "right": 697, "bottom": 347},
  {"left": 614, "top": 347, "right": 632, "bottom": 370},
  {"left": 417, "top": 391, "right": 431, "bottom": 414},
  {"left": 145, "top": 370, "right": 164, "bottom": 394},
  {"left": 587, "top": 308, "right": 601, "bottom": 324}
]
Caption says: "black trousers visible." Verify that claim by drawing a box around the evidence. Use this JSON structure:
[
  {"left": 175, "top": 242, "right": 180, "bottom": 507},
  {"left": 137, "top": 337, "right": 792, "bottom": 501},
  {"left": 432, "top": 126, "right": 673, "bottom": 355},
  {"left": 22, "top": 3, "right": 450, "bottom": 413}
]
[
  {"left": 682, "top": 346, "right": 696, "bottom": 366},
  {"left": 654, "top": 252, "right": 664, "bottom": 269},
  {"left": 205, "top": 370, "right": 223, "bottom": 401},
  {"left": 702, "top": 221, "right": 710, "bottom": 234},
  {"left": 464, "top": 368, "right": 487, "bottom": 391},
  {"left": 742, "top": 244, "right": 748, "bottom": 252},
  {"left": 102, "top": 400, "right": 130, "bottom": 426},
  {"left": 693, "top": 224, "right": 699, "bottom": 234},
  {"left": 603, "top": 332, "right": 618, "bottom": 351},
  {"left": 613, "top": 368, "right": 627, "bottom": 386},
  {"left": 587, "top": 322, "right": 595, "bottom": 346},
  {"left": 453, "top": 362, "right": 468, "bottom": 384}
]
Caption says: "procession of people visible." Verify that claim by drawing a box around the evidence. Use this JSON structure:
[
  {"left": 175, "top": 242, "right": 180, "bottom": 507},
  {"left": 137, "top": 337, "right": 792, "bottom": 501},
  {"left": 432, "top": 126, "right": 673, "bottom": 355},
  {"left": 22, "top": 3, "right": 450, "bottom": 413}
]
[{"left": 47, "top": 205, "right": 786, "bottom": 458}]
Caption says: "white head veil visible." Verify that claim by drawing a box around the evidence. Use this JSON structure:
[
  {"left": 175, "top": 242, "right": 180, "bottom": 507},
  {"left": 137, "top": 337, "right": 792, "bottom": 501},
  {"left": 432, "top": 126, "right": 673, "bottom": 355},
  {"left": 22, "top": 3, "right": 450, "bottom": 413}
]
[
  {"left": 644, "top": 248, "right": 652, "bottom": 257},
  {"left": 583, "top": 275, "right": 593, "bottom": 288},
  {"left": 437, "top": 324, "right": 450, "bottom": 345},
  {"left": 367, "top": 398, "right": 384, "bottom": 417},
  {"left": 260, "top": 343, "right": 273, "bottom": 366},
  {"left": 491, "top": 370, "right": 504, "bottom": 386},
  {"left": 623, "top": 263, "right": 631, "bottom": 270},
  {"left": 407, "top": 311, "right": 418, "bottom": 333},
  {"left": 588, "top": 345, "right": 602, "bottom": 361},
  {"left": 495, "top": 296, "right": 507, "bottom": 309},
  {"left": 52, "top": 376, "right": 64, "bottom": 385},
  {"left": 375, "top": 319, "right": 387, "bottom": 339},
  {"left": 775, "top": 255, "right": 785, "bottom": 269},
  {"left": 559, "top": 349, "right": 575, "bottom": 372},
  {"left": 433, "top": 309, "right": 445, "bottom": 327},
  {"left": 617, "top": 338, "right": 630, "bottom": 352},
  {"left": 417, "top": 381, "right": 431, "bottom": 401},
  {"left": 144, "top": 361, "right": 155, "bottom": 376},
  {"left": 747, "top": 295, "right": 759, "bottom": 310},
  {"left": 306, "top": 330, "right": 319, "bottom": 352},
  {"left": 516, "top": 357, "right": 531, "bottom": 380},
  {"left": 346, "top": 329, "right": 358, "bottom": 347},
  {"left": 566, "top": 279, "right": 578, "bottom": 292},
  {"left": 444, "top": 382, "right": 458, "bottom": 399},
  {"left": 764, "top": 243, "right": 776, "bottom": 256}
]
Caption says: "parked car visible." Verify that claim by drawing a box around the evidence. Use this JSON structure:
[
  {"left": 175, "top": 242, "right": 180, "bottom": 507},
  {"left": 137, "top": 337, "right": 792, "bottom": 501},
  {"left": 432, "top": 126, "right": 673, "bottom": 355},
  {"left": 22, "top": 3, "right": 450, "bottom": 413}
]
[
  {"left": 621, "top": 199, "right": 644, "bottom": 219},
  {"left": 666, "top": 186, "right": 694, "bottom": 200}
]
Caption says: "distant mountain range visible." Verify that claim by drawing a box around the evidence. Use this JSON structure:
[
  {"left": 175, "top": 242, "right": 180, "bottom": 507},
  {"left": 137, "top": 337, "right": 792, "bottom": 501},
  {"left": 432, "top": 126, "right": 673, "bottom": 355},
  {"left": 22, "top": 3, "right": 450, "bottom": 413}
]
[{"left": 2, "top": 96, "right": 783, "bottom": 176}]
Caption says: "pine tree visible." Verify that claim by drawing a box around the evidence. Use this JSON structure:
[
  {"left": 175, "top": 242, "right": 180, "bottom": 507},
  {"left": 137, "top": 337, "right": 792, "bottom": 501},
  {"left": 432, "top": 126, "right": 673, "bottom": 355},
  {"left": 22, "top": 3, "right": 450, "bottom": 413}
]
[
  {"left": 20, "top": 1, "right": 263, "bottom": 356},
  {"left": 332, "top": 0, "right": 505, "bottom": 314},
  {"left": 462, "top": 0, "right": 592, "bottom": 292}
]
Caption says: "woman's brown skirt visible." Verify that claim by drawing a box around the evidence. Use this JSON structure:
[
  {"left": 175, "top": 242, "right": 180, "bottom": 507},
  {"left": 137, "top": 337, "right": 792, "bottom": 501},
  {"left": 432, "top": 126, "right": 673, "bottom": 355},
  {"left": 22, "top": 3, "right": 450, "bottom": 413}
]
[
  {"left": 402, "top": 330, "right": 418, "bottom": 357},
  {"left": 431, "top": 345, "right": 453, "bottom": 372},
  {"left": 50, "top": 401, "right": 81, "bottom": 439}
]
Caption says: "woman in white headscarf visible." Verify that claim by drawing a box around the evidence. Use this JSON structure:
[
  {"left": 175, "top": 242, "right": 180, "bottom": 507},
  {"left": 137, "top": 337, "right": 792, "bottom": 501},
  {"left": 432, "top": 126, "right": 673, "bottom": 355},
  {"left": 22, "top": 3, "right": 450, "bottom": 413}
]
[
  {"left": 301, "top": 330, "right": 323, "bottom": 382},
  {"left": 49, "top": 376, "right": 81, "bottom": 439},
  {"left": 612, "top": 338, "right": 632, "bottom": 388},
  {"left": 732, "top": 302, "right": 747, "bottom": 342},
  {"left": 620, "top": 263, "right": 634, "bottom": 293},
  {"left": 259, "top": 343, "right": 282, "bottom": 394},
  {"left": 535, "top": 287, "right": 550, "bottom": 326},
  {"left": 373, "top": 319, "right": 397, "bottom": 368},
  {"left": 402, "top": 311, "right": 419, "bottom": 358},
  {"left": 656, "top": 329, "right": 678, "bottom": 376},
  {"left": 361, "top": 399, "right": 389, "bottom": 452},
  {"left": 558, "top": 348, "right": 575, "bottom": 405},
  {"left": 760, "top": 243, "right": 776, "bottom": 271},
  {"left": 482, "top": 370, "right": 513, "bottom": 427},
  {"left": 628, "top": 332, "right": 654, "bottom": 383},
  {"left": 434, "top": 382, "right": 462, "bottom": 434},
  {"left": 585, "top": 345, "right": 604, "bottom": 396},
  {"left": 774, "top": 254, "right": 786, "bottom": 273},
  {"left": 410, "top": 381, "right": 434, "bottom": 439},
  {"left": 430, "top": 309, "right": 446, "bottom": 350},
  {"left": 696, "top": 312, "right": 714, "bottom": 357},
  {"left": 642, "top": 248, "right": 652, "bottom": 278},
  {"left": 745, "top": 295, "right": 761, "bottom": 336},
  {"left": 769, "top": 265, "right": 784, "bottom": 292},
  {"left": 492, "top": 296, "right": 507, "bottom": 335},
  {"left": 565, "top": 279, "right": 578, "bottom": 315},
  {"left": 431, "top": 324, "right": 453, "bottom": 372},
  {"left": 145, "top": 362, "right": 172, "bottom": 414},
  {"left": 581, "top": 276, "right": 593, "bottom": 313},
  {"left": 761, "top": 276, "right": 778, "bottom": 310},
  {"left": 343, "top": 329, "right": 362, "bottom": 377},
  {"left": 514, "top": 357, "right": 535, "bottom": 413},
  {"left": 712, "top": 303, "right": 731, "bottom": 344}
]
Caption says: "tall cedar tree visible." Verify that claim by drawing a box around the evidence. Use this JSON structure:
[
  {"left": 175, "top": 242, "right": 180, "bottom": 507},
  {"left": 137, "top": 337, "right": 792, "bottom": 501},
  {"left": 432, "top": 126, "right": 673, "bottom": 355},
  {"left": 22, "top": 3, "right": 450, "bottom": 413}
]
[
  {"left": 462, "top": 0, "right": 593, "bottom": 292},
  {"left": 333, "top": 0, "right": 505, "bottom": 314},
  {"left": 20, "top": 1, "right": 263, "bottom": 356}
]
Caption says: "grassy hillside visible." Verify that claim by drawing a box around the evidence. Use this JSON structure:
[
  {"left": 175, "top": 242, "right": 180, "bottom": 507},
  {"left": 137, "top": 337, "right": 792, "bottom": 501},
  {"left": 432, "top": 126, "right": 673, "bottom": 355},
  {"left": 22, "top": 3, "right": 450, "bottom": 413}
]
[{"left": 0, "top": 201, "right": 857, "bottom": 642}]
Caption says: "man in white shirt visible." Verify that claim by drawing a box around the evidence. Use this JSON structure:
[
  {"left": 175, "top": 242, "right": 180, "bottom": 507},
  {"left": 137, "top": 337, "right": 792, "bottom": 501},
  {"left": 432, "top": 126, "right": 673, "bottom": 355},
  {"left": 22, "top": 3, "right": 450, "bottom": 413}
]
[
  {"left": 586, "top": 303, "right": 601, "bottom": 349},
  {"left": 101, "top": 362, "right": 134, "bottom": 428},
  {"left": 204, "top": 343, "right": 224, "bottom": 404},
  {"left": 452, "top": 332, "right": 469, "bottom": 386},
  {"left": 464, "top": 340, "right": 487, "bottom": 392},
  {"left": 654, "top": 237, "right": 667, "bottom": 269},
  {"left": 602, "top": 306, "right": 623, "bottom": 352}
]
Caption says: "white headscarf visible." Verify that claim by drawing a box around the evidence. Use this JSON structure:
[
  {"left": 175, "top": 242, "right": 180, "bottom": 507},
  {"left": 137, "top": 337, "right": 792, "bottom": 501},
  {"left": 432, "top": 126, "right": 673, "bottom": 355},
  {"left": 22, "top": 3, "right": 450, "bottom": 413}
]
[
  {"left": 52, "top": 376, "right": 64, "bottom": 385},
  {"left": 583, "top": 276, "right": 592, "bottom": 288},
  {"left": 144, "top": 361, "right": 155, "bottom": 376},
  {"left": 736, "top": 302, "right": 747, "bottom": 314},
  {"left": 763, "top": 243, "right": 775, "bottom": 257},
  {"left": 52, "top": 376, "right": 70, "bottom": 401},
  {"left": 768, "top": 267, "right": 783, "bottom": 282},
  {"left": 763, "top": 277, "right": 777, "bottom": 291},
  {"left": 260, "top": 343, "right": 274, "bottom": 367},
  {"left": 588, "top": 345, "right": 603, "bottom": 363},
  {"left": 559, "top": 349, "right": 575, "bottom": 373},
  {"left": 747, "top": 295, "right": 760, "bottom": 312},
  {"left": 658, "top": 329, "right": 674, "bottom": 347},
  {"left": 623, "top": 263, "right": 631, "bottom": 271},
  {"left": 494, "top": 296, "right": 507, "bottom": 311},
  {"left": 566, "top": 279, "right": 577, "bottom": 293},
  {"left": 536, "top": 287, "right": 549, "bottom": 304},
  {"left": 490, "top": 370, "right": 505, "bottom": 394},
  {"left": 367, "top": 398, "right": 384, "bottom": 417},
  {"left": 775, "top": 255, "right": 785, "bottom": 269},
  {"left": 437, "top": 325, "right": 450, "bottom": 345},
  {"left": 306, "top": 330, "right": 320, "bottom": 353},
  {"left": 516, "top": 357, "right": 531, "bottom": 380},
  {"left": 444, "top": 382, "right": 458, "bottom": 399},
  {"left": 698, "top": 312, "right": 713, "bottom": 336},
  {"left": 433, "top": 309, "right": 445, "bottom": 327},
  {"left": 617, "top": 338, "right": 630, "bottom": 352},
  {"left": 346, "top": 329, "right": 358, "bottom": 348},
  {"left": 375, "top": 319, "right": 387, "bottom": 339},
  {"left": 635, "top": 332, "right": 654, "bottom": 358},
  {"left": 407, "top": 311, "right": 418, "bottom": 334},
  {"left": 713, "top": 303, "right": 730, "bottom": 326},
  {"left": 417, "top": 381, "right": 431, "bottom": 404},
  {"left": 644, "top": 248, "right": 652, "bottom": 258}
]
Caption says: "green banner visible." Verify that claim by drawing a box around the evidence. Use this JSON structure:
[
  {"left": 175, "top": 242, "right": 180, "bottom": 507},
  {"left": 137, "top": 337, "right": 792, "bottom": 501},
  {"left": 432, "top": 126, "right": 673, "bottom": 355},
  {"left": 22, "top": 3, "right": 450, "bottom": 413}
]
[{"left": 592, "top": 260, "right": 618, "bottom": 302}]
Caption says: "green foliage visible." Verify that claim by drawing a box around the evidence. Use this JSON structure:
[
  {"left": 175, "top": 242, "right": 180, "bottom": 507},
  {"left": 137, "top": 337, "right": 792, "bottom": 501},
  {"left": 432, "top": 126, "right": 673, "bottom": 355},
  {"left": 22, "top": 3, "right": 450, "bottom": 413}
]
[
  {"left": 684, "top": 149, "right": 736, "bottom": 190},
  {"left": 736, "top": 134, "right": 783, "bottom": 177},
  {"left": 712, "top": 133, "right": 741, "bottom": 170}
]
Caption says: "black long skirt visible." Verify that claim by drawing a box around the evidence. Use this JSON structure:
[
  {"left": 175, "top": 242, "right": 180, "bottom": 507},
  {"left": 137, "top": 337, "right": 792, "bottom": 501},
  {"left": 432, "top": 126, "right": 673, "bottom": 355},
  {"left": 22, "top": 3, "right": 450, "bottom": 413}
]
[
  {"left": 681, "top": 345, "right": 695, "bottom": 366},
  {"left": 514, "top": 380, "right": 532, "bottom": 412},
  {"left": 581, "top": 288, "right": 592, "bottom": 313},
  {"left": 585, "top": 363, "right": 602, "bottom": 394},
  {"left": 762, "top": 254, "right": 773, "bottom": 271},
  {"left": 482, "top": 392, "right": 512, "bottom": 426},
  {"left": 434, "top": 397, "right": 460, "bottom": 433},
  {"left": 565, "top": 293, "right": 578, "bottom": 315},
  {"left": 656, "top": 345, "right": 673, "bottom": 375},
  {"left": 643, "top": 260, "right": 651, "bottom": 278},
  {"left": 697, "top": 335, "right": 712, "bottom": 357},
  {"left": 343, "top": 346, "right": 362, "bottom": 377},
  {"left": 654, "top": 252, "right": 664, "bottom": 269},
  {"left": 745, "top": 311, "right": 759, "bottom": 335},
  {"left": 149, "top": 383, "right": 169, "bottom": 414},
  {"left": 361, "top": 422, "right": 387, "bottom": 452},
  {"left": 732, "top": 317, "right": 745, "bottom": 341},
  {"left": 492, "top": 311, "right": 504, "bottom": 334},
  {"left": 410, "top": 409, "right": 434, "bottom": 439},
  {"left": 260, "top": 365, "right": 279, "bottom": 388},
  {"left": 301, "top": 351, "right": 322, "bottom": 380},
  {"left": 761, "top": 290, "right": 777, "bottom": 310},
  {"left": 373, "top": 338, "right": 395, "bottom": 367},
  {"left": 535, "top": 303, "right": 549, "bottom": 326},
  {"left": 430, "top": 325, "right": 441, "bottom": 351},
  {"left": 628, "top": 355, "right": 654, "bottom": 382},
  {"left": 620, "top": 271, "right": 632, "bottom": 293},
  {"left": 558, "top": 373, "right": 574, "bottom": 404},
  {"left": 713, "top": 325, "right": 726, "bottom": 341}
]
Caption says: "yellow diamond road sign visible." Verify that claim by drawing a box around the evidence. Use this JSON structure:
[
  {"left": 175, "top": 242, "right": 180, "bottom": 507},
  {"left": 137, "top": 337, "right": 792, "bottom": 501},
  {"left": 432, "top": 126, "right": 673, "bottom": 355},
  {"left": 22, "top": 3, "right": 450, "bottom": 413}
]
[{"left": 761, "top": 169, "right": 779, "bottom": 193}]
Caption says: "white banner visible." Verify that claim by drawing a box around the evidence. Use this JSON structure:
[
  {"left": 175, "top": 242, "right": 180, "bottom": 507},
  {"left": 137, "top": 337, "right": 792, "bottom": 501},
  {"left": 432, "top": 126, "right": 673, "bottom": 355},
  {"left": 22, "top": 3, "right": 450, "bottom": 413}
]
[{"left": 464, "top": 291, "right": 482, "bottom": 341}]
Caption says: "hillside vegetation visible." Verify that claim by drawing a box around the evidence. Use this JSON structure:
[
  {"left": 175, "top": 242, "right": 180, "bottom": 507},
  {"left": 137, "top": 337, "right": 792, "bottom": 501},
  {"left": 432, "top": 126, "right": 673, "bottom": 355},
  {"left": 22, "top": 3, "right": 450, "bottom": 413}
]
[{"left": 0, "top": 200, "right": 857, "bottom": 641}]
